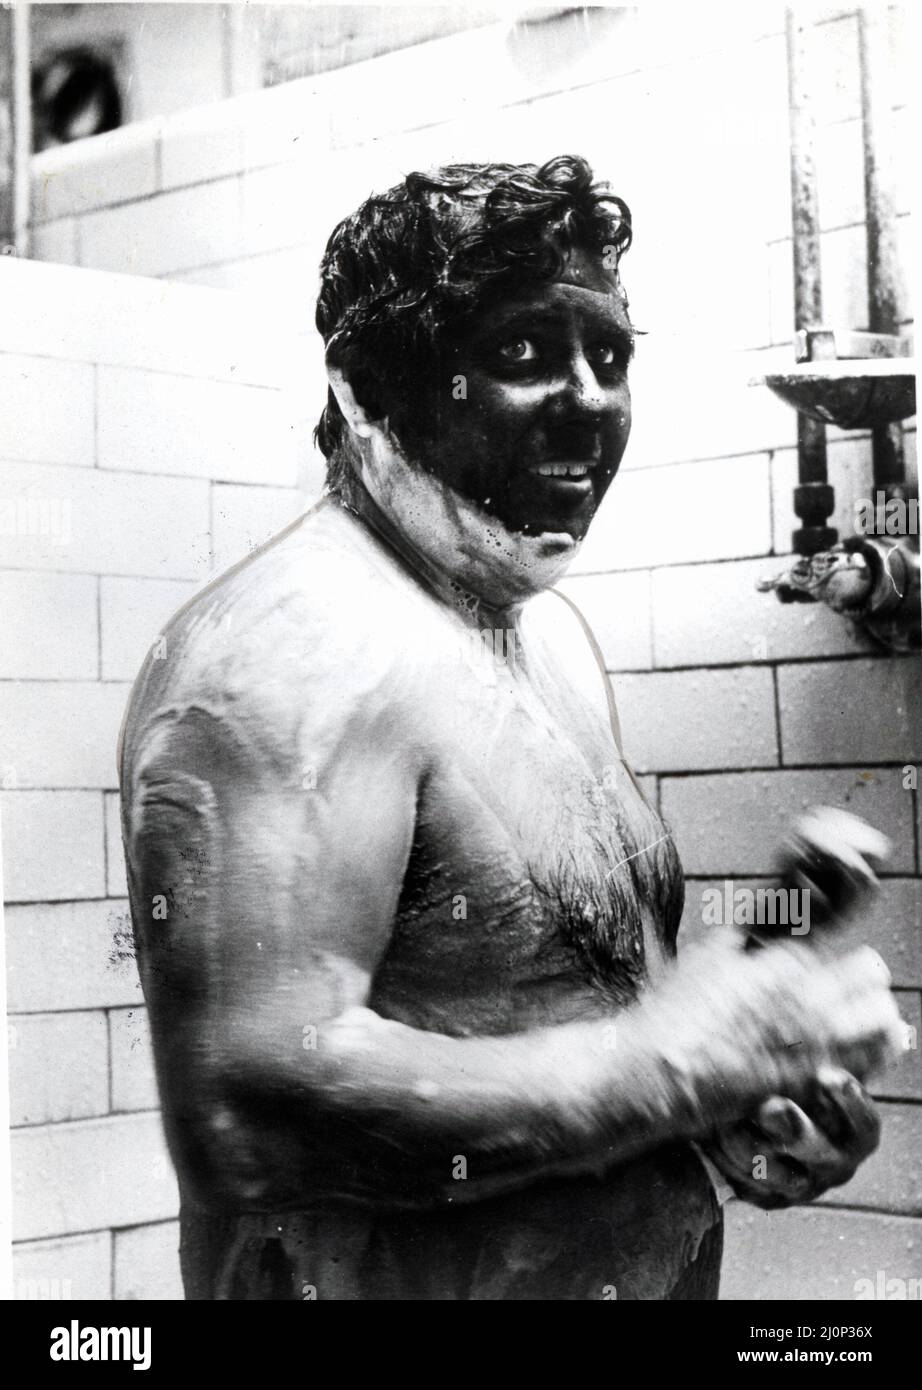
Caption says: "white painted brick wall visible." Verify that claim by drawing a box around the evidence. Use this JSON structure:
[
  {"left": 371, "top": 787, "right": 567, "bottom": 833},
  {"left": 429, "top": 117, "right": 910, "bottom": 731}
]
[
  {"left": 886, "top": 992, "right": 922, "bottom": 1103},
  {"left": 0, "top": 354, "right": 95, "bottom": 468},
  {"left": 802, "top": 12, "right": 858, "bottom": 123},
  {"left": 0, "top": 462, "right": 212, "bottom": 579},
  {"left": 556, "top": 571, "right": 653, "bottom": 672},
  {"left": 241, "top": 80, "right": 334, "bottom": 172},
  {"left": 109, "top": 1007, "right": 160, "bottom": 1113},
  {"left": 114, "top": 1222, "right": 183, "bottom": 1300},
  {"left": 12, "top": 1230, "right": 112, "bottom": 1300},
  {"left": 768, "top": 220, "right": 890, "bottom": 345},
  {"left": 818, "top": 1103, "right": 922, "bottom": 1216},
  {"left": 614, "top": 666, "right": 779, "bottom": 773},
  {"left": 159, "top": 100, "right": 246, "bottom": 190},
  {"left": 240, "top": 159, "right": 328, "bottom": 262},
  {"left": 105, "top": 792, "right": 128, "bottom": 898},
  {"left": 721, "top": 1205, "right": 922, "bottom": 1300},
  {"left": 28, "top": 217, "right": 78, "bottom": 265},
  {"left": 1, "top": 790, "right": 106, "bottom": 900},
  {"left": 778, "top": 659, "right": 922, "bottom": 765},
  {"left": 652, "top": 557, "right": 877, "bottom": 668},
  {"left": 571, "top": 455, "right": 774, "bottom": 576},
  {"left": 0, "top": 681, "right": 129, "bottom": 789},
  {"left": 79, "top": 178, "right": 243, "bottom": 279},
  {"left": 817, "top": 118, "right": 869, "bottom": 231},
  {"left": 660, "top": 767, "right": 914, "bottom": 875},
  {"left": 872, "top": 880, "right": 922, "bottom": 989},
  {"left": 33, "top": 125, "right": 159, "bottom": 222},
  {"left": 12, "top": 1111, "right": 179, "bottom": 1241},
  {"left": 0, "top": 572, "right": 98, "bottom": 680},
  {"left": 6, "top": 899, "right": 142, "bottom": 1013},
  {"left": 9, "top": 1011, "right": 109, "bottom": 1126},
  {"left": 169, "top": 245, "right": 321, "bottom": 332},
  {"left": 1, "top": 258, "right": 311, "bottom": 388},
  {"left": 625, "top": 356, "right": 797, "bottom": 470},
  {"left": 210, "top": 482, "right": 305, "bottom": 575},
  {"left": 97, "top": 367, "right": 298, "bottom": 486}
]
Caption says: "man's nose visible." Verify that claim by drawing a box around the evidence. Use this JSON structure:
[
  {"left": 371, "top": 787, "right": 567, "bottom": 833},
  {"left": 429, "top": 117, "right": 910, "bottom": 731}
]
[{"left": 555, "top": 353, "right": 608, "bottom": 416}]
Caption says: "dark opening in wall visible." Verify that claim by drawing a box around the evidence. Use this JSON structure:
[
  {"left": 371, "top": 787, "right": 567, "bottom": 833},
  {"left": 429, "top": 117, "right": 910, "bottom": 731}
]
[{"left": 32, "top": 46, "right": 122, "bottom": 150}]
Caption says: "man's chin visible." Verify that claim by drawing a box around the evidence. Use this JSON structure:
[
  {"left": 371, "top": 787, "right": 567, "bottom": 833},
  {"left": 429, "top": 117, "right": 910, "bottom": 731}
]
[
  {"left": 487, "top": 476, "right": 605, "bottom": 545},
  {"left": 492, "top": 502, "right": 597, "bottom": 546},
  {"left": 419, "top": 466, "right": 596, "bottom": 547}
]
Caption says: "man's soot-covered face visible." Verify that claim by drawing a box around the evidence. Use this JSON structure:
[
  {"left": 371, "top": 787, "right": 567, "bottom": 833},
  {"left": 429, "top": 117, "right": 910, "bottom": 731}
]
[{"left": 417, "top": 247, "right": 634, "bottom": 543}]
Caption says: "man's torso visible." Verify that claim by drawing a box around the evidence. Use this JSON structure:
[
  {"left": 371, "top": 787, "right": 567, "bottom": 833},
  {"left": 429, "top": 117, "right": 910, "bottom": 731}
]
[{"left": 119, "top": 499, "right": 720, "bottom": 1299}]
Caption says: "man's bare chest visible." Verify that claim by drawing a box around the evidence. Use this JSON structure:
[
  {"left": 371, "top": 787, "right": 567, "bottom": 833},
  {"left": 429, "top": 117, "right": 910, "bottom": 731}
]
[{"left": 369, "top": 637, "right": 681, "bottom": 1034}]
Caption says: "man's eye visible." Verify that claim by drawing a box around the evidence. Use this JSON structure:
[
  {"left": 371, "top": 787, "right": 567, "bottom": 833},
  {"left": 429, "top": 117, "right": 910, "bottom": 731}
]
[
  {"left": 497, "top": 338, "right": 538, "bottom": 363},
  {"left": 587, "top": 343, "right": 617, "bottom": 366}
]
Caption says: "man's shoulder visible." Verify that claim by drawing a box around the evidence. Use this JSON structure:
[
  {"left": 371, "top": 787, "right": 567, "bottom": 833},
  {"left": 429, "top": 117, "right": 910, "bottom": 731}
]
[
  {"left": 206, "top": 498, "right": 402, "bottom": 613},
  {"left": 179, "top": 501, "right": 413, "bottom": 657},
  {"left": 121, "top": 501, "right": 421, "bottom": 767}
]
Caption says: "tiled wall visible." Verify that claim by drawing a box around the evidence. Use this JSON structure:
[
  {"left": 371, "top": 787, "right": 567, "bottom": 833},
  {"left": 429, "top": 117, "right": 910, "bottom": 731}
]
[
  {"left": 1, "top": 257, "right": 312, "bottom": 1297},
  {"left": 13, "top": 3, "right": 920, "bottom": 1299}
]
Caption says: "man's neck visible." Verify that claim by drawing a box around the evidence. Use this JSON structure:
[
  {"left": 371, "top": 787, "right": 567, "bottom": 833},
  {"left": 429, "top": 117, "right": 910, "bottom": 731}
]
[
  {"left": 338, "top": 471, "right": 507, "bottom": 626},
  {"left": 337, "top": 447, "right": 580, "bottom": 624}
]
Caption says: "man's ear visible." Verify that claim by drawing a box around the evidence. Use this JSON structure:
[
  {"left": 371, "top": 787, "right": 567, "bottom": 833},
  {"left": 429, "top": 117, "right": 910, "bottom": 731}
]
[{"left": 326, "top": 364, "right": 384, "bottom": 440}]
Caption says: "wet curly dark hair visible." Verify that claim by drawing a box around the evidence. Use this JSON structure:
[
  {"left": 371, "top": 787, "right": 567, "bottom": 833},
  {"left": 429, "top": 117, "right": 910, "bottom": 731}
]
[{"left": 314, "top": 154, "right": 632, "bottom": 493}]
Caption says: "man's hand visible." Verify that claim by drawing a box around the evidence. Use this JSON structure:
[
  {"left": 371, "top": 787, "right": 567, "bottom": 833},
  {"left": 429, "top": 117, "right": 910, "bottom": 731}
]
[
  {"left": 702, "top": 1068, "right": 881, "bottom": 1209},
  {"left": 706, "top": 806, "right": 894, "bottom": 1207},
  {"left": 774, "top": 806, "right": 892, "bottom": 935}
]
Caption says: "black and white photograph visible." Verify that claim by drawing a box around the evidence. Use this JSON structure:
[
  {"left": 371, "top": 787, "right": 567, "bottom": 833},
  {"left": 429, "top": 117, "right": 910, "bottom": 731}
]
[{"left": 0, "top": 0, "right": 919, "bottom": 1326}]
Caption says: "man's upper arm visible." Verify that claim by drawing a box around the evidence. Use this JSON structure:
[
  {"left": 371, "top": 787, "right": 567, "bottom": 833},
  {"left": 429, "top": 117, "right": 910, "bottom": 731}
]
[{"left": 122, "top": 636, "right": 420, "bottom": 1095}]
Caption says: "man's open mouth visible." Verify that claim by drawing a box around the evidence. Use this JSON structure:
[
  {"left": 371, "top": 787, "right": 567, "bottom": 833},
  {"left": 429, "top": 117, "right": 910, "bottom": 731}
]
[
  {"left": 531, "top": 461, "right": 595, "bottom": 478},
  {"left": 527, "top": 458, "right": 599, "bottom": 488}
]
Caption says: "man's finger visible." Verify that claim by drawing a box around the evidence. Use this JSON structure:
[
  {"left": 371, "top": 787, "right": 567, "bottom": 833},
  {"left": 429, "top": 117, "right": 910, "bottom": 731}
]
[
  {"left": 789, "top": 808, "right": 892, "bottom": 872},
  {"left": 778, "top": 808, "right": 892, "bottom": 927},
  {"left": 802, "top": 1067, "right": 881, "bottom": 1160},
  {"left": 736, "top": 1159, "right": 814, "bottom": 1209},
  {"left": 754, "top": 1098, "right": 848, "bottom": 1176}
]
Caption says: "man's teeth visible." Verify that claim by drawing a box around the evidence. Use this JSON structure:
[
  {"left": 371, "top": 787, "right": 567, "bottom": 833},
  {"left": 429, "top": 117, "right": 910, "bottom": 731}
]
[{"left": 534, "top": 463, "right": 591, "bottom": 478}]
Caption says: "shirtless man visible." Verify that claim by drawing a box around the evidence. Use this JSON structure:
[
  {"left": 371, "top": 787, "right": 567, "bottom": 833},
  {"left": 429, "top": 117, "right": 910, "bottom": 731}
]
[{"left": 119, "top": 155, "right": 903, "bottom": 1300}]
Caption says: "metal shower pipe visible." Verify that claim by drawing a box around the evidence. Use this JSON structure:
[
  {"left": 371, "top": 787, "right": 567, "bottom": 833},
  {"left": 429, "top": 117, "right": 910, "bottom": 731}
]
[
  {"left": 0, "top": 0, "right": 31, "bottom": 258},
  {"left": 858, "top": 4, "right": 907, "bottom": 498},
  {"left": 784, "top": 4, "right": 907, "bottom": 554},
  {"left": 785, "top": 7, "right": 835, "bottom": 555}
]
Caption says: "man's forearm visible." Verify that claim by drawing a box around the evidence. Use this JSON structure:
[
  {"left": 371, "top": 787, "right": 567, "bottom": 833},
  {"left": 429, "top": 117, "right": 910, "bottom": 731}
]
[
  {"left": 178, "top": 940, "right": 899, "bottom": 1213},
  {"left": 195, "top": 1002, "right": 738, "bottom": 1211}
]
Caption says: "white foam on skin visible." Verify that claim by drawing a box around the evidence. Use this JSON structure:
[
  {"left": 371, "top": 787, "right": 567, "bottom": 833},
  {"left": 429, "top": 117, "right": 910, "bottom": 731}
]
[{"left": 359, "top": 427, "right": 581, "bottom": 612}]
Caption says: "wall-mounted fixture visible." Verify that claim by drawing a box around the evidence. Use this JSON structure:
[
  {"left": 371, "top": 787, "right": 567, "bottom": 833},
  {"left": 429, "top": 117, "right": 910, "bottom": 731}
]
[
  {"left": 754, "top": 6, "right": 918, "bottom": 653},
  {"left": 31, "top": 45, "right": 123, "bottom": 151}
]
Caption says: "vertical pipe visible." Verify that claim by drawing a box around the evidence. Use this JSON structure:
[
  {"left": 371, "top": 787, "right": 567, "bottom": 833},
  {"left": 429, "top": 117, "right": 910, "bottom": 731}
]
[
  {"left": 0, "top": 5, "right": 14, "bottom": 250},
  {"left": 0, "top": 0, "right": 31, "bottom": 258},
  {"left": 858, "top": 4, "right": 906, "bottom": 498},
  {"left": 12, "top": 0, "right": 30, "bottom": 258},
  {"left": 785, "top": 7, "right": 835, "bottom": 553},
  {"left": 0, "top": 7, "right": 26, "bottom": 1302}
]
